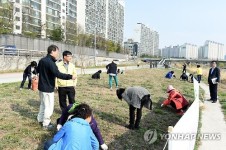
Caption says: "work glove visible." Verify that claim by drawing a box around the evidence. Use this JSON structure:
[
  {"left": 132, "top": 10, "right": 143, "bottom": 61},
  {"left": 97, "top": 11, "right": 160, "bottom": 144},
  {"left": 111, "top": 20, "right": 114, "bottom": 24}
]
[
  {"left": 101, "top": 143, "right": 108, "bottom": 150},
  {"left": 161, "top": 104, "right": 164, "bottom": 107},
  {"left": 57, "top": 124, "right": 62, "bottom": 131}
]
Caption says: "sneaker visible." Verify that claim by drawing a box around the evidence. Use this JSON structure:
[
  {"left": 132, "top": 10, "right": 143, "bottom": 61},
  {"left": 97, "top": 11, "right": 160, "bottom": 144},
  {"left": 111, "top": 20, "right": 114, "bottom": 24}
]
[
  {"left": 43, "top": 123, "right": 55, "bottom": 130},
  {"left": 110, "top": 87, "right": 112, "bottom": 91},
  {"left": 116, "top": 86, "right": 119, "bottom": 89},
  {"left": 19, "top": 88, "right": 22, "bottom": 90}
]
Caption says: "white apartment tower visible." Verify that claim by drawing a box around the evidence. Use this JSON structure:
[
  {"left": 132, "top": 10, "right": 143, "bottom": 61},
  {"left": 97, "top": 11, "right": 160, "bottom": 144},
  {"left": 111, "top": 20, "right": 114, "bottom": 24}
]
[
  {"left": 77, "top": 0, "right": 124, "bottom": 44},
  {"left": 133, "top": 23, "right": 159, "bottom": 55},
  {"left": 180, "top": 43, "right": 198, "bottom": 59},
  {"left": 199, "top": 40, "right": 225, "bottom": 60}
]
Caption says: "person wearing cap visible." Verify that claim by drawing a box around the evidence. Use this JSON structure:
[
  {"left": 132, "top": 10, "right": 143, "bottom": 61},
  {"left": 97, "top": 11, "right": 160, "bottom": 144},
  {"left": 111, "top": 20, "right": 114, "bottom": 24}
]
[
  {"left": 165, "top": 71, "right": 176, "bottom": 79},
  {"left": 55, "top": 50, "right": 77, "bottom": 112},
  {"left": 56, "top": 102, "right": 108, "bottom": 150},
  {"left": 116, "top": 86, "right": 152, "bottom": 130},
  {"left": 161, "top": 85, "right": 189, "bottom": 115}
]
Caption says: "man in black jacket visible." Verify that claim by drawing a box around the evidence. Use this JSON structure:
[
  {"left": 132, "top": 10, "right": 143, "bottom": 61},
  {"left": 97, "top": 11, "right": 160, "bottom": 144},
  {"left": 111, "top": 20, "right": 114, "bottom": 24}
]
[
  {"left": 208, "top": 61, "right": 220, "bottom": 103},
  {"left": 106, "top": 61, "right": 118, "bottom": 90},
  {"left": 37, "top": 45, "right": 76, "bottom": 130},
  {"left": 20, "top": 61, "right": 37, "bottom": 89}
]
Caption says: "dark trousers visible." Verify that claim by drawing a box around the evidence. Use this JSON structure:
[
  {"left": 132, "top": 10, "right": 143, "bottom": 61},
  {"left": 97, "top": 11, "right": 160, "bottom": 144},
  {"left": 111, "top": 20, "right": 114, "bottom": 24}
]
[
  {"left": 129, "top": 105, "right": 142, "bottom": 128},
  {"left": 129, "top": 95, "right": 150, "bottom": 128},
  {"left": 182, "top": 68, "right": 186, "bottom": 73},
  {"left": 209, "top": 83, "right": 218, "bottom": 101},
  {"left": 20, "top": 73, "right": 32, "bottom": 88},
  {"left": 44, "top": 139, "right": 55, "bottom": 150},
  {"left": 58, "top": 87, "right": 76, "bottom": 111},
  {"left": 197, "top": 75, "right": 202, "bottom": 83}
]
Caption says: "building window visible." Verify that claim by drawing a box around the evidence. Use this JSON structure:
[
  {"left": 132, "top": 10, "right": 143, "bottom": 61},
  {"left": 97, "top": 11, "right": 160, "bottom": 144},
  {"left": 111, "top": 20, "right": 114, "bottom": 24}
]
[
  {"left": 15, "top": 17, "right": 20, "bottom": 21},
  {"left": 15, "top": 8, "right": 20, "bottom": 12},
  {"left": 63, "top": 3, "right": 65, "bottom": 6},
  {"left": 16, "top": 0, "right": 20, "bottom": 3},
  {"left": 16, "top": 25, "right": 20, "bottom": 30}
]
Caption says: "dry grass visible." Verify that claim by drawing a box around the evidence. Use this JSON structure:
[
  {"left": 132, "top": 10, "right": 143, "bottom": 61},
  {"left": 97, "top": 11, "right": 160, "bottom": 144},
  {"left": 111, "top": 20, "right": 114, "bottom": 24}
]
[
  {"left": 0, "top": 68, "right": 197, "bottom": 150},
  {"left": 176, "top": 62, "right": 226, "bottom": 120}
]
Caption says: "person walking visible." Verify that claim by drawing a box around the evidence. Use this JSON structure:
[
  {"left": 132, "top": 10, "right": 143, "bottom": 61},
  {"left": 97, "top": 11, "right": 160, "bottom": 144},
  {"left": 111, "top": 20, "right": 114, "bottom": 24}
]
[
  {"left": 116, "top": 86, "right": 152, "bottom": 129},
  {"left": 208, "top": 61, "right": 220, "bottom": 103},
  {"left": 106, "top": 61, "right": 118, "bottom": 90},
  {"left": 55, "top": 50, "right": 77, "bottom": 112},
  {"left": 196, "top": 65, "right": 202, "bottom": 83},
  {"left": 20, "top": 61, "right": 37, "bottom": 90},
  {"left": 37, "top": 45, "right": 76, "bottom": 130}
]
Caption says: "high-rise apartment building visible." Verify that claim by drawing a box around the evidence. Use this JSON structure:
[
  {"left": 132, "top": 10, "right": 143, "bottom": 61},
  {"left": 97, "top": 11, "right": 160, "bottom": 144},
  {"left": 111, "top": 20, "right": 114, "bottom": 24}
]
[
  {"left": 77, "top": 0, "right": 124, "bottom": 44},
  {"left": 133, "top": 23, "right": 159, "bottom": 55},
  {"left": 180, "top": 43, "right": 198, "bottom": 59},
  {"left": 0, "top": 0, "right": 77, "bottom": 40},
  {"left": 199, "top": 40, "right": 225, "bottom": 60}
]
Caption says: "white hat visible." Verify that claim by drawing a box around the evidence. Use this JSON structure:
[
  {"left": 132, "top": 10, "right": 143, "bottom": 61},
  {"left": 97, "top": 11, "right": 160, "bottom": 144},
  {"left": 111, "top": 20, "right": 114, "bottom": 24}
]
[{"left": 167, "top": 85, "right": 175, "bottom": 93}]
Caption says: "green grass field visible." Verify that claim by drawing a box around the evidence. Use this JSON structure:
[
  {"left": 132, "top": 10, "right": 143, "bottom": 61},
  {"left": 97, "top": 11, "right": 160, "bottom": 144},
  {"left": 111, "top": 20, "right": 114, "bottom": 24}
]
[{"left": 0, "top": 68, "right": 197, "bottom": 150}]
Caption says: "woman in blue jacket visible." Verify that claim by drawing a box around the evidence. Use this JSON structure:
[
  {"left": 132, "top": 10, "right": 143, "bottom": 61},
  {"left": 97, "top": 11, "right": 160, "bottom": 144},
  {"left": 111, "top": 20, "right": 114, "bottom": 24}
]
[{"left": 44, "top": 103, "right": 99, "bottom": 150}]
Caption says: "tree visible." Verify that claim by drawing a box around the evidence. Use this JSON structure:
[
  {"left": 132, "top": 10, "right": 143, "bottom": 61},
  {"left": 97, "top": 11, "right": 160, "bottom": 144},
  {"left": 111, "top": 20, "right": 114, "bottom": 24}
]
[
  {"left": 65, "top": 20, "right": 77, "bottom": 44},
  {"left": 0, "top": 2, "right": 13, "bottom": 34},
  {"left": 49, "top": 27, "right": 64, "bottom": 41}
]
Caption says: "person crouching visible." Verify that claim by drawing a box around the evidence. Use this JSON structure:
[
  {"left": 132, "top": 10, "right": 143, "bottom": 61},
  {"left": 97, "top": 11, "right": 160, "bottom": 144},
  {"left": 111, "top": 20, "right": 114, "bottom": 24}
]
[
  {"left": 116, "top": 86, "right": 152, "bottom": 130},
  {"left": 161, "top": 85, "right": 189, "bottom": 115},
  {"left": 92, "top": 70, "right": 102, "bottom": 79}
]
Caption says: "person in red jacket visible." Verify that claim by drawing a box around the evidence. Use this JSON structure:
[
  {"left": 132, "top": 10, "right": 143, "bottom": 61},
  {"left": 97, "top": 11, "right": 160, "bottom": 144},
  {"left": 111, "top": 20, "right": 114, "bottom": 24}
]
[{"left": 161, "top": 85, "right": 189, "bottom": 115}]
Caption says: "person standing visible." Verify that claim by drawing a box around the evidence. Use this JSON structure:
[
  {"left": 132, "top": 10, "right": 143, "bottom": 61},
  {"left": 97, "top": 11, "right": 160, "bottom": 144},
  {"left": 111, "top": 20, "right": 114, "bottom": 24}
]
[
  {"left": 116, "top": 86, "right": 152, "bottom": 129},
  {"left": 208, "top": 61, "right": 220, "bottom": 103},
  {"left": 20, "top": 61, "right": 37, "bottom": 90},
  {"left": 182, "top": 63, "right": 186, "bottom": 73},
  {"left": 196, "top": 65, "right": 203, "bottom": 83},
  {"left": 55, "top": 51, "right": 77, "bottom": 112},
  {"left": 106, "top": 61, "right": 118, "bottom": 90},
  {"left": 37, "top": 45, "right": 76, "bottom": 130}
]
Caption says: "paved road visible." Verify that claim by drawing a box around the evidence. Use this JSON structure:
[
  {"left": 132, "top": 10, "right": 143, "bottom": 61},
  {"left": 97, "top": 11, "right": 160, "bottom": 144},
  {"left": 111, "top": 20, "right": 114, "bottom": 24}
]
[
  {"left": 0, "top": 65, "right": 149, "bottom": 84},
  {"left": 199, "top": 83, "right": 226, "bottom": 150}
]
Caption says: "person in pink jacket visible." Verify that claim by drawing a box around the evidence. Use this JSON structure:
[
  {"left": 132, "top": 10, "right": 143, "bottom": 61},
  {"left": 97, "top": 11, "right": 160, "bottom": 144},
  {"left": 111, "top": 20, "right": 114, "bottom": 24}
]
[{"left": 161, "top": 85, "right": 189, "bottom": 115}]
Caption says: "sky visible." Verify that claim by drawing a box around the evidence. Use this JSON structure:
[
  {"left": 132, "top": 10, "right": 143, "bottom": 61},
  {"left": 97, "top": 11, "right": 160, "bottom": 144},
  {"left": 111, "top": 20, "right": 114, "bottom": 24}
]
[{"left": 124, "top": 0, "right": 226, "bottom": 48}]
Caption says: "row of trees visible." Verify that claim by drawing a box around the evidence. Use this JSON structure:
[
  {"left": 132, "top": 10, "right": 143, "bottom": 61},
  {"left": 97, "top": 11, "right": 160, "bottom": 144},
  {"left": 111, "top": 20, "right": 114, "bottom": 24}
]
[{"left": 48, "top": 26, "right": 123, "bottom": 53}]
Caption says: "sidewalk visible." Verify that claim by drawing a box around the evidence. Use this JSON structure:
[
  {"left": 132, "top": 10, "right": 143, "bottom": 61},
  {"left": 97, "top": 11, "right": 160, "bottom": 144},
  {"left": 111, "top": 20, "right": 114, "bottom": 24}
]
[
  {"left": 199, "top": 83, "right": 226, "bottom": 150},
  {"left": 0, "top": 65, "right": 149, "bottom": 84}
]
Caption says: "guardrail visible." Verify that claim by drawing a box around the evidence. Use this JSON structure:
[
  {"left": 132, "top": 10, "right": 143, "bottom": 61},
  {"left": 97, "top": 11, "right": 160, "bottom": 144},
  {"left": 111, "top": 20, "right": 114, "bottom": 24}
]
[
  {"left": 164, "top": 78, "right": 200, "bottom": 150},
  {"left": 0, "top": 47, "right": 46, "bottom": 57}
]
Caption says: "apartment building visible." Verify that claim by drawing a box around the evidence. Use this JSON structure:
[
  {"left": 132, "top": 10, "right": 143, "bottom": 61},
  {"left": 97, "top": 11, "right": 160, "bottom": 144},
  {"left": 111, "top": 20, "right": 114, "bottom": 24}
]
[
  {"left": 199, "top": 40, "right": 225, "bottom": 60},
  {"left": 77, "top": 0, "right": 124, "bottom": 44},
  {"left": 133, "top": 23, "right": 159, "bottom": 55},
  {"left": 0, "top": 0, "right": 76, "bottom": 40}
]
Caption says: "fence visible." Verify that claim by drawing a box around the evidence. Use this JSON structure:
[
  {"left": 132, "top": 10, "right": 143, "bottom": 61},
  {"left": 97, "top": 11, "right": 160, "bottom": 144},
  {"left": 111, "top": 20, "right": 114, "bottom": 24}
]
[
  {"left": 0, "top": 34, "right": 127, "bottom": 59},
  {"left": 166, "top": 78, "right": 200, "bottom": 150}
]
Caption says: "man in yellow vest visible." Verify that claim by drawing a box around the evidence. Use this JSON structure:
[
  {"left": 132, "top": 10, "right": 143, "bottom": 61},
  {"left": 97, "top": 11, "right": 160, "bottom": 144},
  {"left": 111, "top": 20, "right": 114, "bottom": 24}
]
[{"left": 56, "top": 51, "right": 77, "bottom": 112}]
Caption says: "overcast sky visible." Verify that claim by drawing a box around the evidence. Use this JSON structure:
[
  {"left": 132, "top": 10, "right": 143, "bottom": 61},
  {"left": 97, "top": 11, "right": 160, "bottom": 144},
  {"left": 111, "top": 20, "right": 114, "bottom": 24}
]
[{"left": 124, "top": 0, "right": 226, "bottom": 48}]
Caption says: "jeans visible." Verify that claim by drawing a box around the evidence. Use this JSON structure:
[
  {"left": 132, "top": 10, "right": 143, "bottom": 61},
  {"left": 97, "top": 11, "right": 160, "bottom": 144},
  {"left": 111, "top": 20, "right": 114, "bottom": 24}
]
[
  {"left": 109, "top": 75, "right": 118, "bottom": 88},
  {"left": 197, "top": 75, "right": 202, "bottom": 83},
  {"left": 44, "top": 139, "right": 55, "bottom": 150}
]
